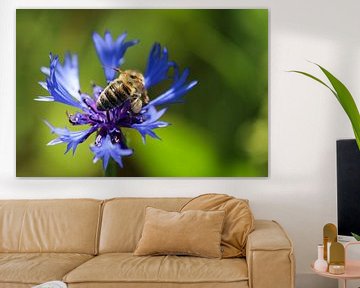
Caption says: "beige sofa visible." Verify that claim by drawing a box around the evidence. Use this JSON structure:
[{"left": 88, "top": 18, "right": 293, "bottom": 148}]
[{"left": 0, "top": 198, "right": 295, "bottom": 288}]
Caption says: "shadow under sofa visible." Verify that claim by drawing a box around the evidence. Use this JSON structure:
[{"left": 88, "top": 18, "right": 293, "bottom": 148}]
[{"left": 0, "top": 197, "right": 295, "bottom": 288}]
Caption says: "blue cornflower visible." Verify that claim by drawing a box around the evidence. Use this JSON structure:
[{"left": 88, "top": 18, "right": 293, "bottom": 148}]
[{"left": 37, "top": 31, "right": 197, "bottom": 170}]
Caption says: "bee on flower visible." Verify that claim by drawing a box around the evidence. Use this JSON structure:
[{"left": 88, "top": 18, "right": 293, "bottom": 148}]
[{"left": 37, "top": 31, "right": 198, "bottom": 170}]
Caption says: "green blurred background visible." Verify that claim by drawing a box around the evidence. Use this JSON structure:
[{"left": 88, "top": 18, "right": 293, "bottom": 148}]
[{"left": 16, "top": 9, "right": 268, "bottom": 177}]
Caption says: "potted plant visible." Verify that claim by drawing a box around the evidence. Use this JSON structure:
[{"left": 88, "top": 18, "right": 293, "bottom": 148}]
[
  {"left": 291, "top": 63, "right": 360, "bottom": 149},
  {"left": 291, "top": 64, "right": 360, "bottom": 240}
]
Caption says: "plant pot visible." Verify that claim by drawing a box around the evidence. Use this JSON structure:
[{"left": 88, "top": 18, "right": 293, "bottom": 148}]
[{"left": 337, "top": 139, "right": 360, "bottom": 237}]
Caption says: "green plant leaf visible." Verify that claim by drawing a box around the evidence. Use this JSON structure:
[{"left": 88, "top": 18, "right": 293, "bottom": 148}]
[
  {"left": 290, "top": 64, "right": 360, "bottom": 150},
  {"left": 289, "top": 70, "right": 337, "bottom": 97},
  {"left": 316, "top": 64, "right": 360, "bottom": 149},
  {"left": 351, "top": 232, "right": 360, "bottom": 241}
]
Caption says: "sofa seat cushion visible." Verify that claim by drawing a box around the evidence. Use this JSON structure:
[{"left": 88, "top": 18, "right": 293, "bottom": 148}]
[
  {"left": 64, "top": 253, "right": 248, "bottom": 285},
  {"left": 0, "top": 253, "right": 93, "bottom": 285}
]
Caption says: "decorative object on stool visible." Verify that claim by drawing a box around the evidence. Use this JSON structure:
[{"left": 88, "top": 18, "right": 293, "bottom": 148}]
[
  {"left": 314, "top": 244, "right": 328, "bottom": 272},
  {"left": 328, "top": 242, "right": 345, "bottom": 275},
  {"left": 312, "top": 226, "right": 360, "bottom": 288},
  {"left": 318, "top": 223, "right": 346, "bottom": 275},
  {"left": 323, "top": 223, "right": 337, "bottom": 262}
]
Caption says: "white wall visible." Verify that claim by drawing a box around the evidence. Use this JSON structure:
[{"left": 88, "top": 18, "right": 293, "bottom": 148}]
[{"left": 1, "top": 0, "right": 359, "bottom": 287}]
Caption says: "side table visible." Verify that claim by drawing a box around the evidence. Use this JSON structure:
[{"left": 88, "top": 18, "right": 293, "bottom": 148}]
[{"left": 311, "top": 242, "right": 360, "bottom": 288}]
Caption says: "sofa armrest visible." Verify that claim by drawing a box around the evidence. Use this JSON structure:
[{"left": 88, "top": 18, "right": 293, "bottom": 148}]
[{"left": 246, "top": 220, "right": 295, "bottom": 288}]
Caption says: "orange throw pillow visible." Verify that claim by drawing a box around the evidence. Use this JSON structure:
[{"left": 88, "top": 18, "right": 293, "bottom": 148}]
[
  {"left": 181, "top": 194, "right": 254, "bottom": 258},
  {"left": 134, "top": 207, "right": 225, "bottom": 258}
]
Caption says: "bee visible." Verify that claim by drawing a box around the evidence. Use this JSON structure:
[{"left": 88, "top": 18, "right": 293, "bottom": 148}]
[{"left": 96, "top": 69, "right": 149, "bottom": 114}]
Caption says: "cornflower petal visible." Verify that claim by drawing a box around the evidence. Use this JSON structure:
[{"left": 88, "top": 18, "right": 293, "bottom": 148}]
[
  {"left": 90, "top": 134, "right": 133, "bottom": 170},
  {"left": 54, "top": 53, "right": 81, "bottom": 100},
  {"left": 144, "top": 43, "right": 176, "bottom": 89},
  {"left": 41, "top": 67, "right": 50, "bottom": 75},
  {"left": 36, "top": 54, "right": 83, "bottom": 109},
  {"left": 92, "top": 84, "right": 103, "bottom": 100},
  {"left": 38, "top": 81, "right": 48, "bottom": 90},
  {"left": 39, "top": 53, "right": 81, "bottom": 100},
  {"left": 92, "top": 31, "right": 139, "bottom": 82},
  {"left": 147, "top": 67, "right": 198, "bottom": 107},
  {"left": 131, "top": 106, "right": 168, "bottom": 143},
  {"left": 35, "top": 96, "right": 54, "bottom": 102},
  {"left": 45, "top": 121, "right": 97, "bottom": 154}
]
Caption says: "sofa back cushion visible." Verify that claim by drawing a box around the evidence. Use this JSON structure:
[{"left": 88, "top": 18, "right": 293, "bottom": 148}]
[
  {"left": 181, "top": 194, "right": 254, "bottom": 258},
  {"left": 0, "top": 199, "right": 102, "bottom": 254},
  {"left": 99, "top": 198, "right": 189, "bottom": 253}
]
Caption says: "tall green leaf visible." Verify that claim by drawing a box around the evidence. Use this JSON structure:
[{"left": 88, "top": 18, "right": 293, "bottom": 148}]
[
  {"left": 290, "top": 64, "right": 360, "bottom": 150},
  {"left": 352, "top": 232, "right": 360, "bottom": 241}
]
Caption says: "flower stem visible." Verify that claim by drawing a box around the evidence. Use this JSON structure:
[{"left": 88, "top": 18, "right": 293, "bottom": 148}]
[{"left": 104, "top": 159, "right": 118, "bottom": 177}]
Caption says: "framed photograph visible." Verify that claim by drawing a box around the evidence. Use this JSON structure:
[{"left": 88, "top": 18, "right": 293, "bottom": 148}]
[{"left": 16, "top": 9, "right": 268, "bottom": 177}]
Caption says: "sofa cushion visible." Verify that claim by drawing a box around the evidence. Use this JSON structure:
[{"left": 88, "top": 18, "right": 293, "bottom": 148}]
[
  {"left": 181, "top": 194, "right": 254, "bottom": 258},
  {"left": 63, "top": 253, "right": 248, "bottom": 285},
  {"left": 0, "top": 253, "right": 93, "bottom": 285},
  {"left": 0, "top": 199, "right": 103, "bottom": 254},
  {"left": 99, "top": 198, "right": 190, "bottom": 253},
  {"left": 134, "top": 207, "right": 225, "bottom": 258}
]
